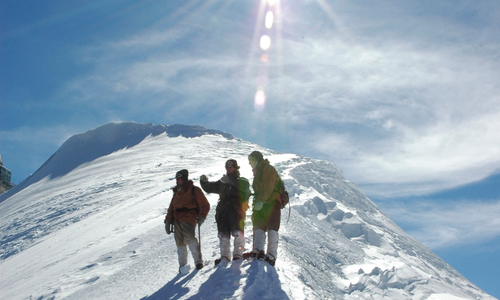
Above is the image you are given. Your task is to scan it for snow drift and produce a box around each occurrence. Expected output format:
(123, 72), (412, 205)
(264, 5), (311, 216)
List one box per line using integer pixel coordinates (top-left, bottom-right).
(0, 122), (496, 299)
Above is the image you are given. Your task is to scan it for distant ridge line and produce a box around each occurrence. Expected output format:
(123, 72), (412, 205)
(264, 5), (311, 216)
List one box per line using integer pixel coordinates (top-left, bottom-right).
(0, 122), (234, 202)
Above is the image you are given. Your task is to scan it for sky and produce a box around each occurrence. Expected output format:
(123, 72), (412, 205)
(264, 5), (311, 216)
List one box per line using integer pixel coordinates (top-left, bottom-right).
(1, 0), (499, 297)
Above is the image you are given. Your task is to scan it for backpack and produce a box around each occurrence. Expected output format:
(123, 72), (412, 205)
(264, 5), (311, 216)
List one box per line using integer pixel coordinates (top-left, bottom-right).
(239, 177), (251, 207)
(276, 177), (291, 223)
(276, 178), (289, 209)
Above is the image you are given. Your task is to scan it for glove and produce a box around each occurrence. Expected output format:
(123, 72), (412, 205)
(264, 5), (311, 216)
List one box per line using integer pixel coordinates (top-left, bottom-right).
(164, 220), (172, 235)
(242, 201), (249, 212)
(220, 174), (229, 184)
(253, 201), (263, 211)
(200, 175), (208, 182)
(198, 216), (205, 226)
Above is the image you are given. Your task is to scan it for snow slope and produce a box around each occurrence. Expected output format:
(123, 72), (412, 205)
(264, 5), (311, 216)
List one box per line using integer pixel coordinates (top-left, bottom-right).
(0, 122), (496, 300)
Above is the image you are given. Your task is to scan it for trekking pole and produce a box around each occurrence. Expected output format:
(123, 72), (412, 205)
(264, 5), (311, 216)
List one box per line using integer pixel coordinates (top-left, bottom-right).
(198, 222), (202, 261)
(287, 203), (291, 223)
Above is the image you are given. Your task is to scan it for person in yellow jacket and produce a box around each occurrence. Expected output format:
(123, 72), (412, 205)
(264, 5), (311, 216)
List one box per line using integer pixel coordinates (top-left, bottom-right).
(244, 151), (281, 266)
(165, 169), (210, 272)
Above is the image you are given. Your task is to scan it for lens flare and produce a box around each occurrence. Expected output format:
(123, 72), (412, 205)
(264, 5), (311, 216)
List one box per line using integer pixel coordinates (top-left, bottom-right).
(254, 87), (266, 107)
(260, 35), (271, 50)
(250, 0), (281, 112)
(265, 11), (274, 29)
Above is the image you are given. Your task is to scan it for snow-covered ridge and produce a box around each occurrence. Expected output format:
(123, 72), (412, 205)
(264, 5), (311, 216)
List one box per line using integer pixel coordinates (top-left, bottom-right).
(0, 122), (234, 202)
(0, 122), (495, 299)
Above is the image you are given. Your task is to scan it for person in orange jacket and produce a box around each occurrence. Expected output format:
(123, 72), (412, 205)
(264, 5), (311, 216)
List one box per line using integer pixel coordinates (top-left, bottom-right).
(165, 169), (210, 272)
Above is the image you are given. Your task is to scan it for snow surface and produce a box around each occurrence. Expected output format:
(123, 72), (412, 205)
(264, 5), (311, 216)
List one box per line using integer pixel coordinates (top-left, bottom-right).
(0, 122), (496, 300)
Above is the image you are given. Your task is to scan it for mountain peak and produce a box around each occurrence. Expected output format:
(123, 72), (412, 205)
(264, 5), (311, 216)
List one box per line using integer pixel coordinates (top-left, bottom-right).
(0, 122), (494, 299)
(2, 122), (234, 200)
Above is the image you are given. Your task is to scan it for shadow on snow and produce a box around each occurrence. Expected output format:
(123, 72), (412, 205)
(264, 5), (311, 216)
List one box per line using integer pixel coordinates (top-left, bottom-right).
(142, 260), (289, 300)
(140, 271), (198, 300)
(242, 261), (290, 300)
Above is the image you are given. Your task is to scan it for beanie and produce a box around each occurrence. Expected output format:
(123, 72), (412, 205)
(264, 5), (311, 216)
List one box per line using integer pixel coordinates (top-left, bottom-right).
(176, 169), (189, 182)
(225, 159), (240, 169)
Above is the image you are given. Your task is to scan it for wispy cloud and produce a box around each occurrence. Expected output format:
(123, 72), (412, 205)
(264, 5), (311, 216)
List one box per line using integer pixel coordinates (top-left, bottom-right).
(49, 0), (500, 198)
(266, 1), (500, 196)
(0, 125), (84, 182)
(276, 34), (500, 196)
(379, 199), (500, 250)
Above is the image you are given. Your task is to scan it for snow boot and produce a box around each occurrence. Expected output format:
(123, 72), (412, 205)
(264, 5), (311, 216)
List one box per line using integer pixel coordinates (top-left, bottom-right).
(242, 249), (264, 260)
(265, 254), (276, 266)
(242, 251), (257, 260)
(215, 256), (230, 266)
(257, 250), (266, 261)
(179, 264), (191, 274)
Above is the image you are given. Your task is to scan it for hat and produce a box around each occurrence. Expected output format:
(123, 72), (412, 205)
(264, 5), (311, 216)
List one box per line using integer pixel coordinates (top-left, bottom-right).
(248, 151), (264, 162)
(225, 159), (239, 169)
(176, 169), (189, 181)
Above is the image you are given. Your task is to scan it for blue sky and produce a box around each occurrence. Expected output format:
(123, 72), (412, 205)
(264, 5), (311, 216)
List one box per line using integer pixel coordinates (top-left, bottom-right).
(1, 0), (499, 297)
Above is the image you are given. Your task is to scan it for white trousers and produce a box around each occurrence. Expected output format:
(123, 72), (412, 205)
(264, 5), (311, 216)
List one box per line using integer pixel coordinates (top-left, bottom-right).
(177, 246), (188, 267)
(267, 230), (279, 260)
(177, 241), (202, 267)
(253, 229), (279, 259)
(219, 230), (245, 260)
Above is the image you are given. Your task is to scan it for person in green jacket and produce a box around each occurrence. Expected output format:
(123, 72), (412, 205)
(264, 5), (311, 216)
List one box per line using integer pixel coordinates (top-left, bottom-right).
(200, 159), (251, 264)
